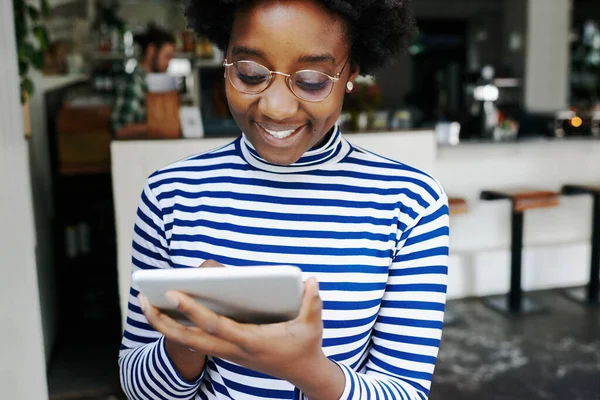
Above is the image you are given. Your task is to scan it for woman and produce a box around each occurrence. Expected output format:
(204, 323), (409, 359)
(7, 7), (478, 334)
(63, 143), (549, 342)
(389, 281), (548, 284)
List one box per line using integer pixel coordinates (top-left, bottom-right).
(119, 1), (450, 399)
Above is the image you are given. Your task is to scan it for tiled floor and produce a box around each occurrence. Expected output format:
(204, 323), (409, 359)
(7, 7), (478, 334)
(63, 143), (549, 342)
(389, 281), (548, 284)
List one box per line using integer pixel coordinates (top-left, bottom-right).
(431, 290), (600, 400)
(48, 334), (123, 400)
(48, 290), (600, 400)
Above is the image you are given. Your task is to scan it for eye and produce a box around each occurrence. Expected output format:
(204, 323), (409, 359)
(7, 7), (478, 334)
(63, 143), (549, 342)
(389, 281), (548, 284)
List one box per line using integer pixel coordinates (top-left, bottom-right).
(236, 72), (269, 85)
(294, 76), (330, 92)
(233, 61), (270, 86)
(295, 81), (328, 91)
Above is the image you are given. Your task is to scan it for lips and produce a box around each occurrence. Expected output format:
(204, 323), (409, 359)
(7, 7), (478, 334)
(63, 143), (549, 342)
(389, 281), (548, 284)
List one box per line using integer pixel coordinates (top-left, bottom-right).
(255, 122), (305, 141)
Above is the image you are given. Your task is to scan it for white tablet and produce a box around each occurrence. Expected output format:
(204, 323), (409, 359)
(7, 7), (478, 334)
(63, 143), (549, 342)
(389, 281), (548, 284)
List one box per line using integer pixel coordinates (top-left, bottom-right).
(132, 265), (304, 324)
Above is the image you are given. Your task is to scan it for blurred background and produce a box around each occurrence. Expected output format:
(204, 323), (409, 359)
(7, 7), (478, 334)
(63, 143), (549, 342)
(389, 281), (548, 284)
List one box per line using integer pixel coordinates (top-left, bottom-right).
(1, 0), (600, 399)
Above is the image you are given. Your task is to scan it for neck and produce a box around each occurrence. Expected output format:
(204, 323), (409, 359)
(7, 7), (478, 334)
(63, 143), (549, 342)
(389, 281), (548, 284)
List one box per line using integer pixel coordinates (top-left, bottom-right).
(239, 125), (349, 174)
(313, 127), (335, 150)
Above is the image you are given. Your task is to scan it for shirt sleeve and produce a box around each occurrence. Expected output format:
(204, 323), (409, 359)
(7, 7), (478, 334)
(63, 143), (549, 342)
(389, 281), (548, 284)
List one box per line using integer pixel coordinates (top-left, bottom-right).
(111, 78), (145, 133)
(334, 194), (450, 400)
(118, 181), (205, 399)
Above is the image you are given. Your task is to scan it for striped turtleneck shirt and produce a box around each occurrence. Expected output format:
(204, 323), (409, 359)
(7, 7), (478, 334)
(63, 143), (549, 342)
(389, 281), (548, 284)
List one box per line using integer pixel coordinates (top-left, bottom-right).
(119, 127), (450, 400)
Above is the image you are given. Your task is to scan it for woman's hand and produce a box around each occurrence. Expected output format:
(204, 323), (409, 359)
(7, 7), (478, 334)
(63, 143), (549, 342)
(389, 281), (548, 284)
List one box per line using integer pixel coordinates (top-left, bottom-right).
(138, 259), (222, 382)
(137, 262), (345, 399)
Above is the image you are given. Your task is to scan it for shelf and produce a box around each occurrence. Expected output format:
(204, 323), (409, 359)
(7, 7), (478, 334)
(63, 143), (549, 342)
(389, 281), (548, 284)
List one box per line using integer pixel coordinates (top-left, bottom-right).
(91, 52), (135, 61)
(60, 162), (111, 176)
(40, 75), (89, 92)
(48, 0), (80, 8)
(90, 52), (223, 68)
(195, 58), (223, 68)
(494, 78), (521, 88)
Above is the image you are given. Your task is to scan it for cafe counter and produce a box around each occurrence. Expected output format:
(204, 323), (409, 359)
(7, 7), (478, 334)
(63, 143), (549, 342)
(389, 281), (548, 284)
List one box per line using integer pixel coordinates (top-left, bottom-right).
(111, 131), (600, 323)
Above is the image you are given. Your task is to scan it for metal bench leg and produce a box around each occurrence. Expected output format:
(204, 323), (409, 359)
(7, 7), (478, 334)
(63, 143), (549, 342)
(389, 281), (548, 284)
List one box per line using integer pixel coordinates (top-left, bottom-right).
(509, 211), (524, 311)
(564, 193), (600, 305)
(590, 194), (600, 304)
(485, 210), (545, 315)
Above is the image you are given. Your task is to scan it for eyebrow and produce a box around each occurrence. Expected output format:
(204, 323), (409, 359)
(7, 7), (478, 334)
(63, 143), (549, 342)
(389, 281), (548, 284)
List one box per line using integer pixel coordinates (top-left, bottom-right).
(231, 46), (336, 64)
(231, 46), (265, 58)
(298, 53), (336, 64)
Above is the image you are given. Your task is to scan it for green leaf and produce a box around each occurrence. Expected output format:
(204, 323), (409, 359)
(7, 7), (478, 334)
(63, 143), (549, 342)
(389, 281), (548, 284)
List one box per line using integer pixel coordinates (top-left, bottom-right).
(21, 77), (35, 98)
(14, 10), (28, 41)
(21, 41), (37, 62)
(18, 60), (29, 76)
(13, 0), (25, 15)
(14, 23), (27, 46)
(27, 5), (40, 21)
(33, 26), (50, 51)
(30, 50), (45, 70)
(20, 40), (45, 70)
(41, 0), (51, 17)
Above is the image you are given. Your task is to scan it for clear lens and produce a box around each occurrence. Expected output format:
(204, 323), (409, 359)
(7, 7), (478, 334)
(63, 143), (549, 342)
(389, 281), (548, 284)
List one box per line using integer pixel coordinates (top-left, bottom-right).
(226, 61), (335, 101)
(291, 70), (334, 102)
(228, 61), (271, 94)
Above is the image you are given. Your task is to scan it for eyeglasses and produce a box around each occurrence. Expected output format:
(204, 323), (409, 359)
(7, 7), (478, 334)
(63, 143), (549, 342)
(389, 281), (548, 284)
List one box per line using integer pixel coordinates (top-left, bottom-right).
(223, 56), (350, 102)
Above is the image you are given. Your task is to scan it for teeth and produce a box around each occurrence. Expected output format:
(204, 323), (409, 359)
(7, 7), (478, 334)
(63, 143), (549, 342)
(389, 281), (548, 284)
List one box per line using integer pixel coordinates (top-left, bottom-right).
(264, 128), (296, 139)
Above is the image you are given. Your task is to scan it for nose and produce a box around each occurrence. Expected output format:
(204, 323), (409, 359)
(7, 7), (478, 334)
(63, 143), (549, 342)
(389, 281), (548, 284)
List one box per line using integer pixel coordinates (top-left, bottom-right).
(257, 75), (299, 122)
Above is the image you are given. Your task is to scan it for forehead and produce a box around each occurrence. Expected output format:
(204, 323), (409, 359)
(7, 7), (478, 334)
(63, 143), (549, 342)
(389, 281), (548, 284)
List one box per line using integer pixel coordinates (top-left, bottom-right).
(230, 0), (350, 63)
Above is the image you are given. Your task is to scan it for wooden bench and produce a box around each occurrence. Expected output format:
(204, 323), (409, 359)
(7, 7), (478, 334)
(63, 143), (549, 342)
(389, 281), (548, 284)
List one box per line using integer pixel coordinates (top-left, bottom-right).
(448, 197), (468, 216)
(480, 188), (561, 315)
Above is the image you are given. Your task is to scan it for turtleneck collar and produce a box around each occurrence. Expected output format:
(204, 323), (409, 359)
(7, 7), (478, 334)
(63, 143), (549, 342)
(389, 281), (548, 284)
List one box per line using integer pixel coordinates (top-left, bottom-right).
(238, 125), (351, 173)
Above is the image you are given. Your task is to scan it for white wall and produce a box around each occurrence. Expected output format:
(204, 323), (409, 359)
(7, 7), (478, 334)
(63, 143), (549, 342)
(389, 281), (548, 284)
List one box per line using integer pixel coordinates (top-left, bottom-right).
(0, 0), (49, 398)
(524, 0), (571, 113)
(111, 131), (436, 324)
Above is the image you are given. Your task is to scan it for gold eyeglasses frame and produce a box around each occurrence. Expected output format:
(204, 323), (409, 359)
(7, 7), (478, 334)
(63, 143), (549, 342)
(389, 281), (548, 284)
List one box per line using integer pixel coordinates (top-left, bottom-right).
(223, 55), (351, 103)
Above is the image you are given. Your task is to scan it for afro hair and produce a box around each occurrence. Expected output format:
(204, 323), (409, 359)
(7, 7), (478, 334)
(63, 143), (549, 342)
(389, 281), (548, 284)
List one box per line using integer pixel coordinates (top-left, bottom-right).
(185, 0), (415, 75)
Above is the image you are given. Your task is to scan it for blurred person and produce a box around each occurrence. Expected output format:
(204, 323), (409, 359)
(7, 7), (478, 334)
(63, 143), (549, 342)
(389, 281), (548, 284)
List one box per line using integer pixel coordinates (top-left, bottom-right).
(119, 1), (450, 399)
(111, 24), (176, 138)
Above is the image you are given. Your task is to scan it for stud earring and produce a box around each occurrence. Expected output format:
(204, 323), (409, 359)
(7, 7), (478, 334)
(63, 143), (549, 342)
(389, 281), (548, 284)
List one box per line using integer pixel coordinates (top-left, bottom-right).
(346, 81), (354, 92)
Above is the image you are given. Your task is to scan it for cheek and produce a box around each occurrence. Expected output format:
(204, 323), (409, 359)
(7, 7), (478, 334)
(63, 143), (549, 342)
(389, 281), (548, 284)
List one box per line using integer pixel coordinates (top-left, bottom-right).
(307, 91), (345, 123)
(225, 85), (242, 114)
(295, 85), (347, 124)
(225, 85), (253, 123)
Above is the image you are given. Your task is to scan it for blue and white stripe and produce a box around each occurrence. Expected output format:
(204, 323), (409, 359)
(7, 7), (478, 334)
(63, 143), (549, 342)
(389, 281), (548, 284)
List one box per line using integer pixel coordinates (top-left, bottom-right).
(119, 127), (450, 399)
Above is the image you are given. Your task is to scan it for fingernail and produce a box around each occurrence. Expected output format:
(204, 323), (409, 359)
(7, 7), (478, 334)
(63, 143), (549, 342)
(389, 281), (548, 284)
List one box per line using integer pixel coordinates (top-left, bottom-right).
(165, 291), (180, 307)
(137, 294), (147, 312)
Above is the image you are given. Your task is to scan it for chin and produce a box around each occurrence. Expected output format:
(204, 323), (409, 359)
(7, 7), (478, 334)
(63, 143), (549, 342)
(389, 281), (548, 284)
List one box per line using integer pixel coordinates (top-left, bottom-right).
(257, 146), (303, 166)
(244, 121), (314, 166)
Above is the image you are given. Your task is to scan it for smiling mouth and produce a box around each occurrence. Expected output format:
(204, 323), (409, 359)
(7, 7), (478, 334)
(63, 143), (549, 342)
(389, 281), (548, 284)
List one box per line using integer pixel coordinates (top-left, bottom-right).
(255, 123), (305, 140)
(264, 128), (296, 139)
